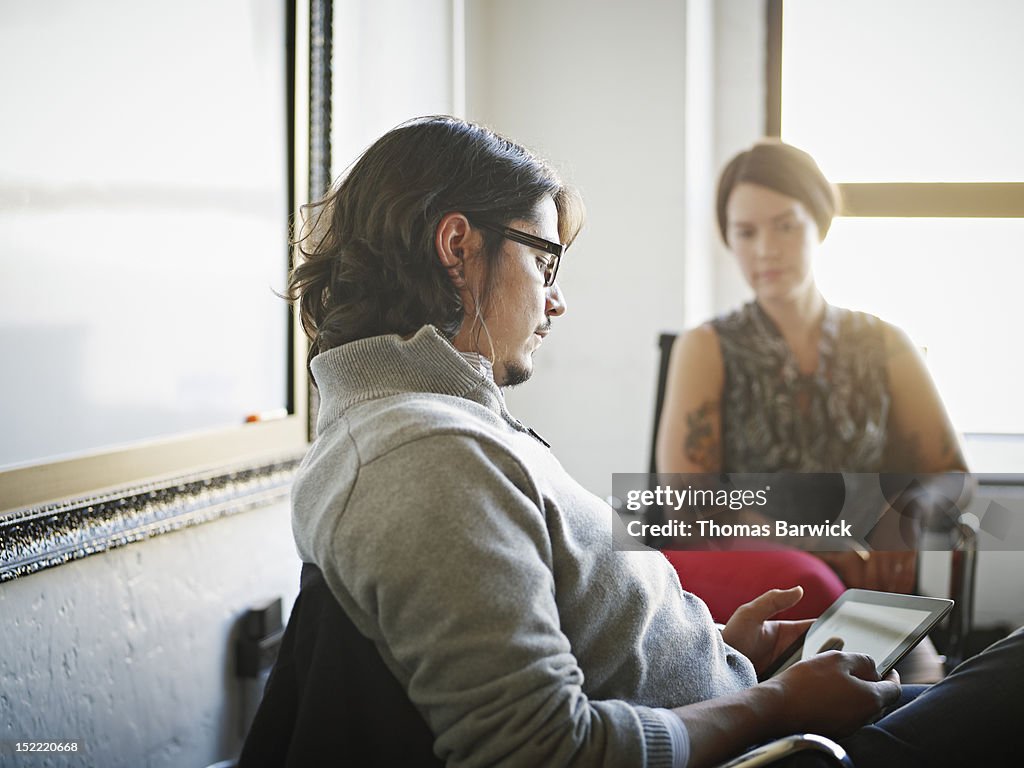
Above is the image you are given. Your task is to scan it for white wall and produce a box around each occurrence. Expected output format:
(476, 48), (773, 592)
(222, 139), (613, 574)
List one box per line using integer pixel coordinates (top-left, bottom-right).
(0, 501), (301, 768)
(466, 0), (695, 496)
(711, 0), (764, 311)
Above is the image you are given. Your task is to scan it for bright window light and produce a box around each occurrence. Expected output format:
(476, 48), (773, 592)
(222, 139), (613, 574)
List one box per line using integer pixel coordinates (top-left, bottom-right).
(782, 0), (1024, 183)
(815, 217), (1024, 436)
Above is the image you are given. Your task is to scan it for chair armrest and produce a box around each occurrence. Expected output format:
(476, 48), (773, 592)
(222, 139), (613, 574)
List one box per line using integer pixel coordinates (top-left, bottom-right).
(713, 734), (853, 768)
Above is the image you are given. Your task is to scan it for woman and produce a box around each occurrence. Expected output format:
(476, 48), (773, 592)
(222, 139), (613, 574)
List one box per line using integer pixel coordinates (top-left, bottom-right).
(656, 139), (968, 624)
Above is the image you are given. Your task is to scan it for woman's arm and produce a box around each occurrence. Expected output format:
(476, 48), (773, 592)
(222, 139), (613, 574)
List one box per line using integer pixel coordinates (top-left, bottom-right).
(656, 326), (726, 473)
(882, 322), (968, 473)
(824, 322), (972, 593)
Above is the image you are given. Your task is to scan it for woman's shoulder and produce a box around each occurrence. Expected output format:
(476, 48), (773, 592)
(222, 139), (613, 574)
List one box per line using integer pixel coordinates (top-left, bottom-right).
(665, 324), (725, 392)
(831, 305), (911, 353)
(672, 323), (722, 363)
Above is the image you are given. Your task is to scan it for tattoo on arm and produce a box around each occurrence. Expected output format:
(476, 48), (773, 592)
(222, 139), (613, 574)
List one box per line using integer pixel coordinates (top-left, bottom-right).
(684, 401), (720, 471)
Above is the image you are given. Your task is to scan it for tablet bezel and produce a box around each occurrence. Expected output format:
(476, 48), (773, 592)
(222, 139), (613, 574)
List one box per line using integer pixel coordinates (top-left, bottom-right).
(766, 589), (953, 679)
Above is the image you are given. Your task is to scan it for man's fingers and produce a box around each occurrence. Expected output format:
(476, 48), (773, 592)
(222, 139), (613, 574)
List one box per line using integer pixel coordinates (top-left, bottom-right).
(739, 586), (805, 619)
(772, 619), (815, 654)
(876, 677), (902, 707)
(789, 618), (816, 633)
(841, 651), (881, 680)
(837, 652), (905, 712)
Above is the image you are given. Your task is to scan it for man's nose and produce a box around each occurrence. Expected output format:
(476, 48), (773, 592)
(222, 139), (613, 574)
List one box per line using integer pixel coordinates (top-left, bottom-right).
(546, 281), (567, 316)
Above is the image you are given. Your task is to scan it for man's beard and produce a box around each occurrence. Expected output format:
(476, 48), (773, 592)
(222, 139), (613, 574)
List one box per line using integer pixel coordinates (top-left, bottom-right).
(500, 360), (532, 388)
(499, 321), (548, 388)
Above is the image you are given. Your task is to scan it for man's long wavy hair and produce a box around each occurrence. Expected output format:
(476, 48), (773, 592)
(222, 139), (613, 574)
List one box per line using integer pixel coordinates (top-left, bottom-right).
(288, 116), (584, 368)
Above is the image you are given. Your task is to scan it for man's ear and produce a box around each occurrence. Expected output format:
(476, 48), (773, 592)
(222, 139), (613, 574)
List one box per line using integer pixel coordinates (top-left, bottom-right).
(435, 212), (473, 288)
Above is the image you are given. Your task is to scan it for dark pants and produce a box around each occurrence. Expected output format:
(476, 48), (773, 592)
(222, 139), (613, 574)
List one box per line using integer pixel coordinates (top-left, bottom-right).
(783, 627), (1024, 766)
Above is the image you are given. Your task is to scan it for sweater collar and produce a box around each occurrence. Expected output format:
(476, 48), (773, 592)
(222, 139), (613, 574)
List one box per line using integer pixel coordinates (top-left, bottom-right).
(310, 325), (508, 434)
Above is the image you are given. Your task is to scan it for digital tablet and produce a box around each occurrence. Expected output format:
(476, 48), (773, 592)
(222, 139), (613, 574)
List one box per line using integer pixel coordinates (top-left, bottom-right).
(762, 589), (954, 680)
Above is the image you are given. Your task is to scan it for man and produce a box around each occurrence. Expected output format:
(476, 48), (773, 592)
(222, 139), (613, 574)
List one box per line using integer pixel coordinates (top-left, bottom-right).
(248, 116), (1020, 767)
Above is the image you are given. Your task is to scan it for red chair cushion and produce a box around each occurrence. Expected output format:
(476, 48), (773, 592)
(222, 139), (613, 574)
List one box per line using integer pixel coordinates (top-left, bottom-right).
(662, 548), (845, 623)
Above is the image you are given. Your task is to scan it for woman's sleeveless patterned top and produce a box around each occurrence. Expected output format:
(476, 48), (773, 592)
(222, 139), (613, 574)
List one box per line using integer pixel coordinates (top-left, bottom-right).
(712, 302), (890, 472)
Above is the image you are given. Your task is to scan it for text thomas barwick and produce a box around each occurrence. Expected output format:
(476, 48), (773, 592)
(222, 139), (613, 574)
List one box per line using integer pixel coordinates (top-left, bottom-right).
(625, 519), (853, 539)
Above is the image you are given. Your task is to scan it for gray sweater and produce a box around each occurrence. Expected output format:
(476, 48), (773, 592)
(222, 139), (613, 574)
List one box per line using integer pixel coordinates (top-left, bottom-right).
(292, 326), (756, 767)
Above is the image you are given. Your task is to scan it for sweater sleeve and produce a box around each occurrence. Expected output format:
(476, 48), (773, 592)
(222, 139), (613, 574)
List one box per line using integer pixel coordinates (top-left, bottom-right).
(316, 432), (675, 768)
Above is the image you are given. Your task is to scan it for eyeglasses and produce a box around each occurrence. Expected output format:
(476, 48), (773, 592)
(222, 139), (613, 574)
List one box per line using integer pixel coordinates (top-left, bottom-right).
(472, 220), (564, 287)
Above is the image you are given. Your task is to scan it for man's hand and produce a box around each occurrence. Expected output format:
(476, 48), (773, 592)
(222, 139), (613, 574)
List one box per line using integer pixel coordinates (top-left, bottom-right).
(721, 587), (814, 676)
(764, 651), (902, 738)
(673, 649), (902, 767)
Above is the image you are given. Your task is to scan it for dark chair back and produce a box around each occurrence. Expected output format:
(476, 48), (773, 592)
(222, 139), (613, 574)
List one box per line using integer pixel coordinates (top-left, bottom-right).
(649, 333), (679, 474)
(238, 563), (442, 767)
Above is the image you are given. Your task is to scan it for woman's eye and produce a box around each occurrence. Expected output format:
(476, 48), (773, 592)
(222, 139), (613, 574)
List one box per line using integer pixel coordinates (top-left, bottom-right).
(536, 257), (549, 272)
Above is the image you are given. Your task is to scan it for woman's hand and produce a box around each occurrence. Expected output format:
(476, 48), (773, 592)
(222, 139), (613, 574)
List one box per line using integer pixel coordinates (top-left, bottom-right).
(721, 587), (815, 676)
(818, 550), (917, 593)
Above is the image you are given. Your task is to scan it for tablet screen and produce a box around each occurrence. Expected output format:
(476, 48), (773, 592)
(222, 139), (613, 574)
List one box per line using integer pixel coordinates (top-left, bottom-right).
(802, 601), (934, 666)
(766, 589), (953, 679)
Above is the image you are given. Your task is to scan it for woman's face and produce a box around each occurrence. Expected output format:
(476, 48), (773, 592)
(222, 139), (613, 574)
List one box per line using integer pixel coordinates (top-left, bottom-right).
(725, 182), (820, 304)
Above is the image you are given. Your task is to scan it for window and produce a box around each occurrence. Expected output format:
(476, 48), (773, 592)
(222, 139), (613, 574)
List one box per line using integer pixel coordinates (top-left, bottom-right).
(769, 0), (1024, 470)
(0, 0), (315, 518)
